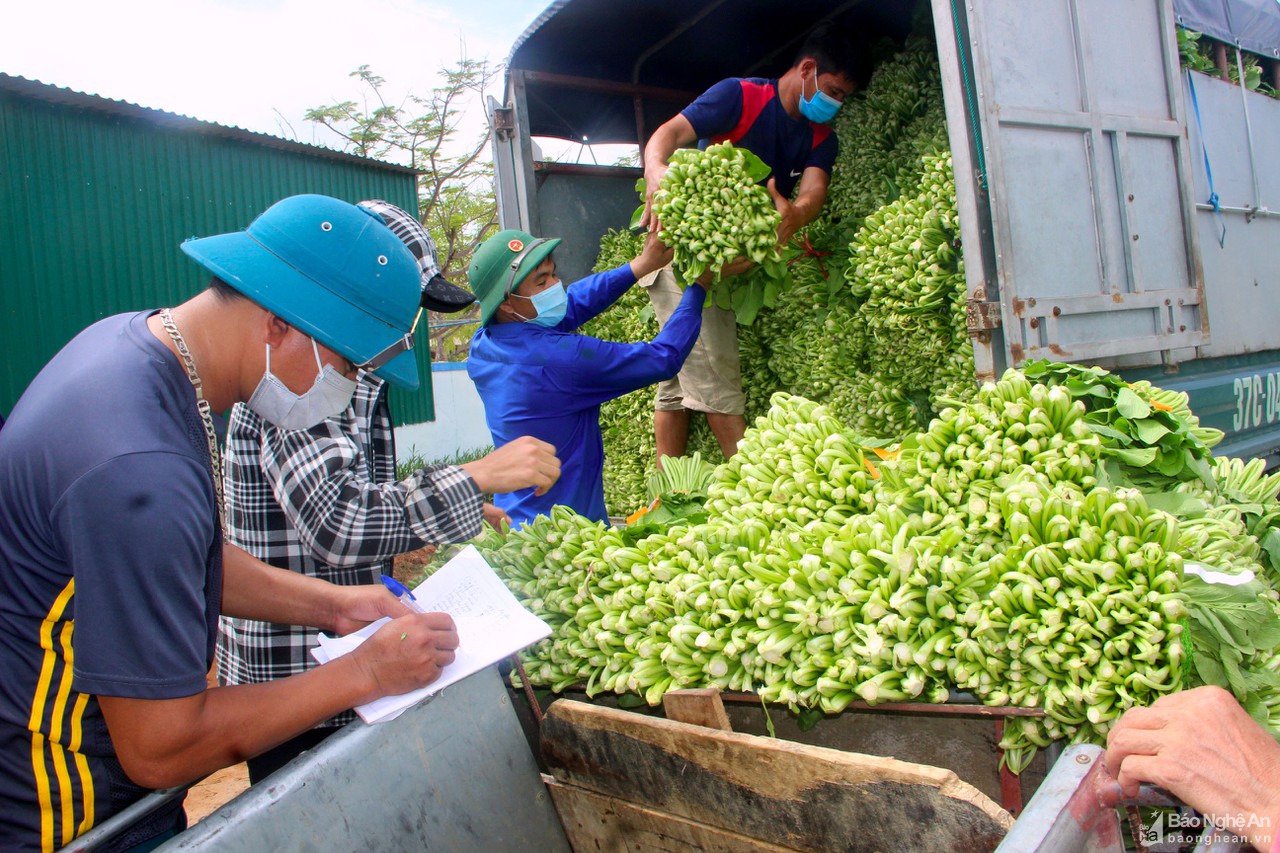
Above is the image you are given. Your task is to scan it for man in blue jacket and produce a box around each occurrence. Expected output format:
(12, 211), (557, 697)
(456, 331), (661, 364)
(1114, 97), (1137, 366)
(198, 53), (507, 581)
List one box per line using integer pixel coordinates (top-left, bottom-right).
(468, 230), (704, 526)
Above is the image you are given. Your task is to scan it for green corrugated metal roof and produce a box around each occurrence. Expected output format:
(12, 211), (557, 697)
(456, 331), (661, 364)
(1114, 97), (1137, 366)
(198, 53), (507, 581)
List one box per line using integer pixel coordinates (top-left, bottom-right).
(0, 73), (422, 176)
(0, 73), (436, 426)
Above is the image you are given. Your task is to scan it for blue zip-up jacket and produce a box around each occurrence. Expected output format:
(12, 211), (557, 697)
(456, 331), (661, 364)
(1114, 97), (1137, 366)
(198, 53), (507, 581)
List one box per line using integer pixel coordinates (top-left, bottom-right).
(468, 264), (705, 525)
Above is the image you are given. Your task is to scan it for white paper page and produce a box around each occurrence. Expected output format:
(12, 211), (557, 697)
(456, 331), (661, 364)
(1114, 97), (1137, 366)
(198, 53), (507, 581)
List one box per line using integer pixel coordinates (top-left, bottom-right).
(312, 618), (388, 665)
(311, 545), (550, 723)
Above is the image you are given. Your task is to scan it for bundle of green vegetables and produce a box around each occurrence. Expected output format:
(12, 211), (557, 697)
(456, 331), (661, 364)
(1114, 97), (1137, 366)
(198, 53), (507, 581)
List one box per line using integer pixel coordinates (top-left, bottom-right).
(464, 368), (1280, 777)
(1017, 360), (1222, 490)
(821, 33), (952, 235)
(621, 453), (717, 540)
(707, 391), (881, 529)
(650, 141), (784, 292)
(850, 151), (969, 394)
(750, 223), (866, 420)
(1200, 456), (1280, 573)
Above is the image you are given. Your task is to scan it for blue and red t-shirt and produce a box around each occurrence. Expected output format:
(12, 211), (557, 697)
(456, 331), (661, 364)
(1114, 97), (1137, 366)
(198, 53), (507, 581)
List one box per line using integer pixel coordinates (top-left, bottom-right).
(680, 77), (838, 198)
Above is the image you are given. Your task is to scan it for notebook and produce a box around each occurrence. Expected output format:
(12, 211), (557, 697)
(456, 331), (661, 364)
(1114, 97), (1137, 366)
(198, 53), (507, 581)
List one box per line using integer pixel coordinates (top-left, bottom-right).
(312, 544), (551, 723)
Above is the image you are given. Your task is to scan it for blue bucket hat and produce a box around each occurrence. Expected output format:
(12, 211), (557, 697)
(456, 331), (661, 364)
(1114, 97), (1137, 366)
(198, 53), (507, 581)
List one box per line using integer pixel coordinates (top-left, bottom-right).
(181, 194), (422, 390)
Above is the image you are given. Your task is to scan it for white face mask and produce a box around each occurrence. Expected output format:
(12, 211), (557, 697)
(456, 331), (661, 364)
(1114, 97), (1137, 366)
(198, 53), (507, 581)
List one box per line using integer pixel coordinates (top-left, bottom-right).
(247, 337), (358, 430)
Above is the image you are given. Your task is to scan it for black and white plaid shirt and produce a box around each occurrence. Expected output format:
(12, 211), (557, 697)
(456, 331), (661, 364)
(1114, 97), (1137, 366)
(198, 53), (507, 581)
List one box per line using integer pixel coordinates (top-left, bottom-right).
(216, 374), (482, 726)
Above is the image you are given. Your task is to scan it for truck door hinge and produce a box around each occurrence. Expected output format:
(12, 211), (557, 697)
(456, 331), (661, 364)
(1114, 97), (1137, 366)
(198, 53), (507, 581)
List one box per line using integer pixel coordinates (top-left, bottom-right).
(966, 298), (1002, 333)
(491, 107), (515, 141)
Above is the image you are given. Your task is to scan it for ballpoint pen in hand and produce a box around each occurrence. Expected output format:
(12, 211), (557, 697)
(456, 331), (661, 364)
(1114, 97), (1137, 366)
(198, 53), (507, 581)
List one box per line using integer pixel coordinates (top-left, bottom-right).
(380, 574), (426, 614)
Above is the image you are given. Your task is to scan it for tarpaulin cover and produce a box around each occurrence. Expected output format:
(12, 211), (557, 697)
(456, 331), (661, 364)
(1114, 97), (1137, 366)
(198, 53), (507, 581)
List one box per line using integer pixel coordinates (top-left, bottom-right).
(505, 0), (1280, 144)
(1173, 0), (1280, 58)
(504, 0), (912, 143)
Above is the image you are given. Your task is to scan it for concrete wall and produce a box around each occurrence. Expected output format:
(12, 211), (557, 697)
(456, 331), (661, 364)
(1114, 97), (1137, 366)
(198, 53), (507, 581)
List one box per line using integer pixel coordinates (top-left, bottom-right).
(395, 362), (491, 465)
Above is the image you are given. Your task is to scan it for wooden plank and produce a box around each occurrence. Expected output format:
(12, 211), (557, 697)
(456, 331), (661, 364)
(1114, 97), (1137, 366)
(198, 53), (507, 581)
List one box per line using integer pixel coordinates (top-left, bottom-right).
(663, 688), (732, 731)
(546, 780), (798, 853)
(542, 700), (1013, 853)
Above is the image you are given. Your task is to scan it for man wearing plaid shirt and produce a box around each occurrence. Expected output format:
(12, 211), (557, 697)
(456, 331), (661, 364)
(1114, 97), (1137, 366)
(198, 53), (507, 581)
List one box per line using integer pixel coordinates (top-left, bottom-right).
(219, 201), (548, 782)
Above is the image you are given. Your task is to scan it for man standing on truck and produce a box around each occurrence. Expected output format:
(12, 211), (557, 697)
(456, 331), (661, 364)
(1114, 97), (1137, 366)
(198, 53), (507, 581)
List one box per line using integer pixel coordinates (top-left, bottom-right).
(0, 194), (559, 852)
(468, 228), (704, 527)
(640, 21), (861, 461)
(216, 199), (550, 785)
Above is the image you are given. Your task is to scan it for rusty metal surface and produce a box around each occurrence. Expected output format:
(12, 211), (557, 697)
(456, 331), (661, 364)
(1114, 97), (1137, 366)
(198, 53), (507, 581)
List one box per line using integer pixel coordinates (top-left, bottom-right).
(997, 745), (1249, 853)
(994, 745), (1125, 853)
(967, 298), (1004, 333)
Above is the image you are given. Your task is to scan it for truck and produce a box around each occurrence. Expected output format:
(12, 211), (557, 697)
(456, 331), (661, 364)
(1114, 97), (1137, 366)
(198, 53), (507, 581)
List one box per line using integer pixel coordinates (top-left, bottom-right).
(487, 0), (1280, 464)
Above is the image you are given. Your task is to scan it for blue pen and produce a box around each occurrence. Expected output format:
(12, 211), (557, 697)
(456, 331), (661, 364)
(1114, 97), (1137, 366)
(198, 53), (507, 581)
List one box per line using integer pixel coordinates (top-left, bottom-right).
(380, 574), (426, 614)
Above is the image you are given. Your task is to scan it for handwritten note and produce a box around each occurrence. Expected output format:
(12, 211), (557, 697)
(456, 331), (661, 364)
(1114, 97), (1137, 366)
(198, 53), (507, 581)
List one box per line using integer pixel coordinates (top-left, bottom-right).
(312, 545), (551, 723)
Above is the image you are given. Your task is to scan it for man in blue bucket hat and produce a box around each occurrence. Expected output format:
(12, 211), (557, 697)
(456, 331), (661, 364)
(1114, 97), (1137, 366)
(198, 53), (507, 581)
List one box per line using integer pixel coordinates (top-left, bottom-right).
(0, 194), (559, 852)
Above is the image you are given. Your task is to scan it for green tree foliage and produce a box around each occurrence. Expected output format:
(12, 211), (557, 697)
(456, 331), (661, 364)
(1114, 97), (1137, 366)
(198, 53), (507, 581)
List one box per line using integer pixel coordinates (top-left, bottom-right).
(305, 57), (500, 360)
(1178, 28), (1278, 98)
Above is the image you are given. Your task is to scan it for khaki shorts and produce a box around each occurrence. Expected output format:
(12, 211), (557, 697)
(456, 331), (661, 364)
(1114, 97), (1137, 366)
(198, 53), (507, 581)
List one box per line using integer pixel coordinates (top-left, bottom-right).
(640, 265), (744, 415)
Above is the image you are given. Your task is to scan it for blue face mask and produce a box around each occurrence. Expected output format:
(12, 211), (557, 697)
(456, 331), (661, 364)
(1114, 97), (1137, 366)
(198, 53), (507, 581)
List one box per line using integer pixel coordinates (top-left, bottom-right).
(798, 71), (841, 124)
(513, 282), (568, 328)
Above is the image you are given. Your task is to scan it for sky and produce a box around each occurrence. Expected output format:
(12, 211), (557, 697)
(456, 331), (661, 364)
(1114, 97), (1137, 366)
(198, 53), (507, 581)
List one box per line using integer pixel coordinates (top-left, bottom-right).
(0, 0), (565, 160)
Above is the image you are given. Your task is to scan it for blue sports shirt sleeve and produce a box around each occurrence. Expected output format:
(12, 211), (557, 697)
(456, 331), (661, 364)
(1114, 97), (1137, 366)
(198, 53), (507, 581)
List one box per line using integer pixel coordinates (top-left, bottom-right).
(680, 78), (746, 140)
(805, 131), (839, 175)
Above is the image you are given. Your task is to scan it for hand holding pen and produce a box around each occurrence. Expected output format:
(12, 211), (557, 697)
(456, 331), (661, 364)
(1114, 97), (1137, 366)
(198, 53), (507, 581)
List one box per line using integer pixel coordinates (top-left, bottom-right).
(381, 574), (426, 614)
(319, 571), (457, 698)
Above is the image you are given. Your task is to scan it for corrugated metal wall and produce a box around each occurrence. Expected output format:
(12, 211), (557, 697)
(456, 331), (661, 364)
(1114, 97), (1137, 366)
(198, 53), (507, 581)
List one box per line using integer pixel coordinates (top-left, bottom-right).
(0, 86), (436, 426)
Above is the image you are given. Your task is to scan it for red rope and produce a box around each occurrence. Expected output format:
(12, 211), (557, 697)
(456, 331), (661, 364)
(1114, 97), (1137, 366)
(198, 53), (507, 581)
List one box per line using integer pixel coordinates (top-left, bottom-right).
(787, 233), (833, 279)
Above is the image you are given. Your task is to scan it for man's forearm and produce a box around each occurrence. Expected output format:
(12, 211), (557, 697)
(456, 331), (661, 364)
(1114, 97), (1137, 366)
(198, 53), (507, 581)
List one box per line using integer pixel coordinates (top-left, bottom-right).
(265, 427), (434, 569)
(780, 187), (828, 245)
(219, 541), (340, 630)
(400, 466), (485, 545)
(644, 126), (680, 171)
(644, 115), (697, 174)
(630, 251), (668, 281)
(100, 654), (377, 789)
(296, 466), (484, 566)
(791, 189), (826, 229)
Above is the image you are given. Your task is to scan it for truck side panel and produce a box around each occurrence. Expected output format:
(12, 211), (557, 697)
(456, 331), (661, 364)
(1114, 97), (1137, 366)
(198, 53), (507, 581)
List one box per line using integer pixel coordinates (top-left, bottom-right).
(947, 0), (1208, 369)
(533, 168), (644, 284)
(1184, 72), (1280, 360)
